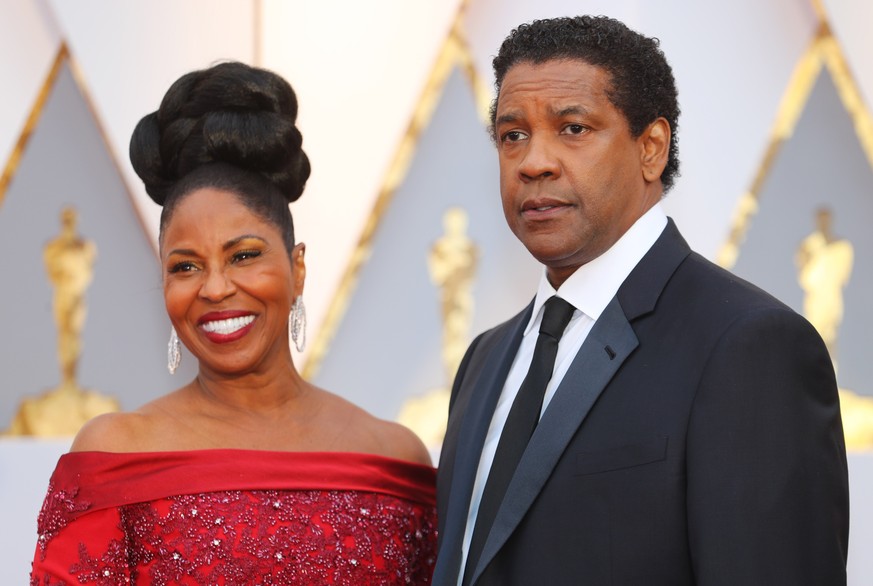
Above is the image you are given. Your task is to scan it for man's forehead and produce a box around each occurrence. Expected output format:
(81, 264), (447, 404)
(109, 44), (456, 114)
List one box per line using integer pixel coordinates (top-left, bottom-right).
(496, 60), (612, 109)
(500, 58), (611, 90)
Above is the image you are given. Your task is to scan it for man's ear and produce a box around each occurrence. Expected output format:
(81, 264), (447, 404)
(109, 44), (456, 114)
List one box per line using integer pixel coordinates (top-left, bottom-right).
(640, 117), (670, 183)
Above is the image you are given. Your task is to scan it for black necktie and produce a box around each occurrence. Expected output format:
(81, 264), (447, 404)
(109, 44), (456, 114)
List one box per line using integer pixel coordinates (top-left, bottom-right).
(463, 296), (576, 585)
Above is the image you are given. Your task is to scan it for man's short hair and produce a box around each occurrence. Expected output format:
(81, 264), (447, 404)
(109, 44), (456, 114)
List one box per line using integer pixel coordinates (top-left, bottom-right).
(491, 15), (681, 192)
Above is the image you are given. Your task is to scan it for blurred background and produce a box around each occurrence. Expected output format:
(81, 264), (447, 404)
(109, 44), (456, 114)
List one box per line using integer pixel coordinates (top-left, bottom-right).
(0, 0), (870, 582)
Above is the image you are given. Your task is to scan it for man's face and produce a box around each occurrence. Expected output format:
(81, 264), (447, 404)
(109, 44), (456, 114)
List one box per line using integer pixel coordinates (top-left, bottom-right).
(494, 58), (667, 287)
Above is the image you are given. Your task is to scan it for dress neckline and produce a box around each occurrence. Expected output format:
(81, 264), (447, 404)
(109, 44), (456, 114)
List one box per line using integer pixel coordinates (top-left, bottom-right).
(47, 449), (437, 515)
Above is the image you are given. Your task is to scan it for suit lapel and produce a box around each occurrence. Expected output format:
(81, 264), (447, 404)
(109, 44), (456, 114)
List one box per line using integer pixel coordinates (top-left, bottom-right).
(469, 296), (638, 583)
(433, 304), (532, 586)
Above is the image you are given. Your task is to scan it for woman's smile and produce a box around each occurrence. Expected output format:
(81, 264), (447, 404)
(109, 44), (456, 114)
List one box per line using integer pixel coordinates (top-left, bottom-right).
(199, 311), (257, 343)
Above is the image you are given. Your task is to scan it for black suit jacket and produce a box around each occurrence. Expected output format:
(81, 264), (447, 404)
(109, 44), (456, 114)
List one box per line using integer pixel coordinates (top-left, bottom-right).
(434, 221), (849, 585)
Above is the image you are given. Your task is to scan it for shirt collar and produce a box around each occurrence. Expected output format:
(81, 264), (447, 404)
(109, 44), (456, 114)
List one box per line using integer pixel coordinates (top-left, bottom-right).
(524, 204), (668, 335)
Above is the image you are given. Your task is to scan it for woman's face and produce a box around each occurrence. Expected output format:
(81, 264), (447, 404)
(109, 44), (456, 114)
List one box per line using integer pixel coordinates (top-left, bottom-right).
(161, 187), (304, 376)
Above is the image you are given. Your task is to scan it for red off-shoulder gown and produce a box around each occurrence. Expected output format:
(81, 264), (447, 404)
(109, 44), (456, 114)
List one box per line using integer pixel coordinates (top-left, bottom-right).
(30, 450), (437, 585)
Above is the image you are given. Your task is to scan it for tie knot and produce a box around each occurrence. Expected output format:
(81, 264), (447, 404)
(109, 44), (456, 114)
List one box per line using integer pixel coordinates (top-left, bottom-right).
(539, 296), (575, 341)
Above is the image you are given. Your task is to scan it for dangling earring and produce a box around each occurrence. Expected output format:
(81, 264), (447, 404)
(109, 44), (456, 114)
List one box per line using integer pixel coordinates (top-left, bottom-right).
(290, 295), (306, 353)
(168, 327), (181, 374)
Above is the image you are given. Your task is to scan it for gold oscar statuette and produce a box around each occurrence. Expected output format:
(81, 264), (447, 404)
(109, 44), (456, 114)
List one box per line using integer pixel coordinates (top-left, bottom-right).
(795, 207), (872, 450)
(5, 207), (118, 437)
(398, 208), (479, 450)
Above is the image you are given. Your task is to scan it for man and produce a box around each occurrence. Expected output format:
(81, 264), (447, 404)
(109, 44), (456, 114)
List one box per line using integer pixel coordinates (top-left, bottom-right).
(434, 15), (848, 586)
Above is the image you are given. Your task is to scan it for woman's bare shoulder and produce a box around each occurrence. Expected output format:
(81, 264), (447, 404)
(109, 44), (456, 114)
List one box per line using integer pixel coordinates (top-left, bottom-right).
(69, 392), (183, 453)
(69, 411), (150, 452)
(371, 417), (433, 467)
(320, 391), (433, 467)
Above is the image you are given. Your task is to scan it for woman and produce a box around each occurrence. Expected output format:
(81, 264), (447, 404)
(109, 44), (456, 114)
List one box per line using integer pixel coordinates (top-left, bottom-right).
(31, 62), (436, 585)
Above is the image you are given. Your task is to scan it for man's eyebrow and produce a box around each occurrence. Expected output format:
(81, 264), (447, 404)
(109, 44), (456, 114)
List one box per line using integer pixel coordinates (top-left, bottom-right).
(496, 105), (590, 126)
(552, 105), (589, 117)
(494, 112), (521, 126)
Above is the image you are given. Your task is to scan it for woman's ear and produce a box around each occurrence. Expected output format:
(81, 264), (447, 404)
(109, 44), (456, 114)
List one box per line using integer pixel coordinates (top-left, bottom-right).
(292, 243), (306, 298)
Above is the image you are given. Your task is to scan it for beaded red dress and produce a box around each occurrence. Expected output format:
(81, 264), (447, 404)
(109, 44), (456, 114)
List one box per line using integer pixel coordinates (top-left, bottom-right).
(30, 450), (437, 585)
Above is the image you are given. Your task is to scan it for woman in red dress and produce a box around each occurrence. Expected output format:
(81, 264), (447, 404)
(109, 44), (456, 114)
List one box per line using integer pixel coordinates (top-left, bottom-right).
(31, 62), (436, 585)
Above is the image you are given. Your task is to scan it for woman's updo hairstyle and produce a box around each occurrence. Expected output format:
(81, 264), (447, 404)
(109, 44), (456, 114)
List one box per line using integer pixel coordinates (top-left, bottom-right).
(129, 62), (310, 254)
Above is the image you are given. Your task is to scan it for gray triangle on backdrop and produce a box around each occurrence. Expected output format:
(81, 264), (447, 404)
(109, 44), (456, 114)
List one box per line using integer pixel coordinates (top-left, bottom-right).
(0, 60), (197, 430)
(731, 68), (873, 397)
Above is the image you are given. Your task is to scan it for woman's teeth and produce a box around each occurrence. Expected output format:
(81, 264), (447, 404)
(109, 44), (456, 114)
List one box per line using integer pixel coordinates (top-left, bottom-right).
(200, 315), (255, 335)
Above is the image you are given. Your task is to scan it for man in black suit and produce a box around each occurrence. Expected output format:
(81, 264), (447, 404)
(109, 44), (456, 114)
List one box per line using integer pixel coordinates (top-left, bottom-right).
(434, 15), (849, 585)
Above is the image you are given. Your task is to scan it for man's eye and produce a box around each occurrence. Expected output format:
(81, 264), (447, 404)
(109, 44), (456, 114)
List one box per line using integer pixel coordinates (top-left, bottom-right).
(502, 130), (528, 143)
(562, 124), (586, 135)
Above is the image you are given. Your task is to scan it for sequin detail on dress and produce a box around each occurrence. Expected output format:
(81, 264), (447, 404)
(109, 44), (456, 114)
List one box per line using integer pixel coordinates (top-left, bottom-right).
(36, 488), (436, 585)
(36, 481), (92, 560)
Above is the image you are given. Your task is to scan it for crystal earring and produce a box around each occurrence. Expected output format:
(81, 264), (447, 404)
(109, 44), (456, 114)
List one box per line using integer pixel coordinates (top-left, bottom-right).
(290, 295), (306, 353)
(168, 327), (181, 374)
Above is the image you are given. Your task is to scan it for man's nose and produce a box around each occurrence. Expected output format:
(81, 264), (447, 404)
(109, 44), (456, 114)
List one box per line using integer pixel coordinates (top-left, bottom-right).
(518, 136), (561, 181)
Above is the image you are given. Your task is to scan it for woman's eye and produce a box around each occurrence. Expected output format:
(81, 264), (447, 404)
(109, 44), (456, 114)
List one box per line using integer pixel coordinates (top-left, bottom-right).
(168, 261), (197, 274)
(233, 250), (261, 263)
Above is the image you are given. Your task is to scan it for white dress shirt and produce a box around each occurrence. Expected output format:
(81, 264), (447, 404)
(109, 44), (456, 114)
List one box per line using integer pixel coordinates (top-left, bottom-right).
(458, 204), (668, 580)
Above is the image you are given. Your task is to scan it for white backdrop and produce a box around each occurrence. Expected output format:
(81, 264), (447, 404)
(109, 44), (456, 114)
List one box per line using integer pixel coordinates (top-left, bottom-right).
(1, 0), (871, 583)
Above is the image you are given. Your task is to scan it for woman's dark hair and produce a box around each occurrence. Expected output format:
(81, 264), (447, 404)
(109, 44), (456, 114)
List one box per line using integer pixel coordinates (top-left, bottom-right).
(490, 15), (681, 192)
(129, 62), (310, 253)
